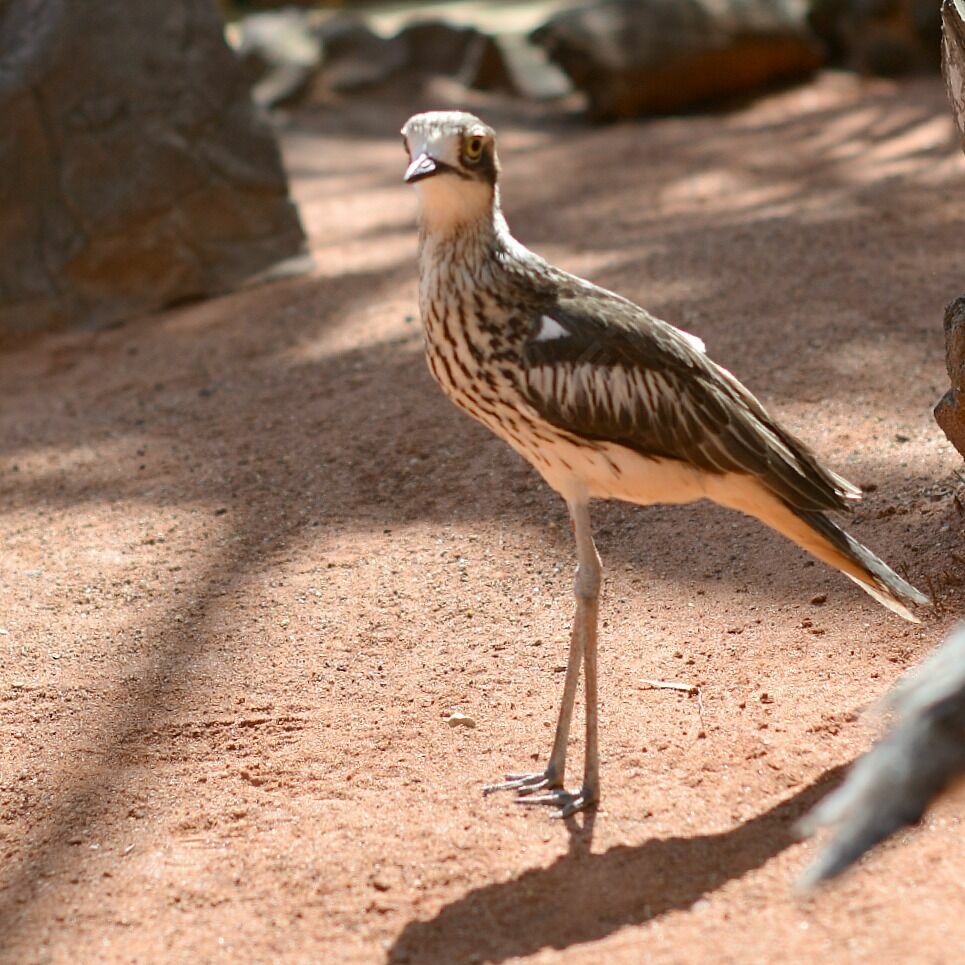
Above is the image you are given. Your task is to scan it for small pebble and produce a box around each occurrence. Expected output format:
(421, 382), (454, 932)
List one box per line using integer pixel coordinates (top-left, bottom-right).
(447, 712), (476, 729)
(810, 593), (827, 605)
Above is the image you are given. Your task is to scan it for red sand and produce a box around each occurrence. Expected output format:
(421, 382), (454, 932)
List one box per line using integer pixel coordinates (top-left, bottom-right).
(0, 73), (962, 963)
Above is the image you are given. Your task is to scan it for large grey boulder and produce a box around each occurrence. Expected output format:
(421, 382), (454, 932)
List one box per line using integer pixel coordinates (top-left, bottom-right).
(0, 0), (308, 337)
(797, 625), (965, 888)
(530, 0), (824, 119)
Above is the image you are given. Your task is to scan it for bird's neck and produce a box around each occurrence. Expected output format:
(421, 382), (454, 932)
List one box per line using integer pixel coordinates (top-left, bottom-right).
(417, 187), (513, 277)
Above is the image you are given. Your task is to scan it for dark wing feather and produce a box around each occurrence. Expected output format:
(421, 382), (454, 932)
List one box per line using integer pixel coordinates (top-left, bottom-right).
(520, 287), (860, 513)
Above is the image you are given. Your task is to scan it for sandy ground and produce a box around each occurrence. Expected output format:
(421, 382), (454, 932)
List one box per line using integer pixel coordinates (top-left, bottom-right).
(1, 72), (964, 963)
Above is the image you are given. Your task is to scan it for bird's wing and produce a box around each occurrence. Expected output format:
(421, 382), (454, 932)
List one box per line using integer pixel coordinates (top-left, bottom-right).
(519, 286), (860, 513)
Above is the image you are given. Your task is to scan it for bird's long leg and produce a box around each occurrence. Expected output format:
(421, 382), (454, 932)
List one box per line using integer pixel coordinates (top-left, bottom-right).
(579, 499), (601, 809)
(484, 499), (602, 817)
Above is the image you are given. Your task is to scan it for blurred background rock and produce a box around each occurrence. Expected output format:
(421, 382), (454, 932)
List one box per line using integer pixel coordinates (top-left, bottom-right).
(1, 0), (949, 338)
(220, 1), (946, 116)
(0, 0), (309, 340)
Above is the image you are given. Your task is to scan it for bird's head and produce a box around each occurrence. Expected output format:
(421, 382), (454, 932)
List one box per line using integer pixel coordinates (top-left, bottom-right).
(401, 111), (499, 234)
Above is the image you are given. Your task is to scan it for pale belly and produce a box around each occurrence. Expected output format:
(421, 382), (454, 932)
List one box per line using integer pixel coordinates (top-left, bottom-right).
(492, 414), (788, 531)
(516, 431), (712, 508)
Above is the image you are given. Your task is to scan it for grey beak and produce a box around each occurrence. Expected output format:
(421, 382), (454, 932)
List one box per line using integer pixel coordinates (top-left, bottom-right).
(404, 152), (437, 183)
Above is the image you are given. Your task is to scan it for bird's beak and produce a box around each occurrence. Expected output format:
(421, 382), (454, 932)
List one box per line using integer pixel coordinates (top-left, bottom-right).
(404, 152), (438, 183)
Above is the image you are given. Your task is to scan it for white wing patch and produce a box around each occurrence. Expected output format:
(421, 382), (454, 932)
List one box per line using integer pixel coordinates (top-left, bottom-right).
(535, 315), (569, 342)
(679, 329), (705, 353)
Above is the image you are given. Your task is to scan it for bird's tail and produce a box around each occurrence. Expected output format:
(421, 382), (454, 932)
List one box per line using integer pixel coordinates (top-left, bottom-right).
(786, 508), (928, 622)
(708, 476), (929, 621)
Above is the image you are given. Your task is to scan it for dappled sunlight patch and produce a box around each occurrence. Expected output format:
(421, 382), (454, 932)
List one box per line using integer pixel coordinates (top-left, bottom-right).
(0, 439), (159, 506)
(826, 114), (953, 164)
(273, 296), (422, 366)
(658, 168), (797, 217)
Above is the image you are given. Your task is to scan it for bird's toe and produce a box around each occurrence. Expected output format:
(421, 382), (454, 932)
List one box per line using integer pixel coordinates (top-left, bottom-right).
(515, 786), (597, 818)
(482, 771), (557, 797)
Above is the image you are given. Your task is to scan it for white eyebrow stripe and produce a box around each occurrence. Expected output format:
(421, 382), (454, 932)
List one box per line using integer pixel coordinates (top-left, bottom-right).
(535, 315), (569, 342)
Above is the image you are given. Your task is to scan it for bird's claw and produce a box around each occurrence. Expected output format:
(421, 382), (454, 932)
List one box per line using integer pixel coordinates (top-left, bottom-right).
(515, 787), (597, 818)
(484, 770), (597, 817)
(482, 771), (558, 797)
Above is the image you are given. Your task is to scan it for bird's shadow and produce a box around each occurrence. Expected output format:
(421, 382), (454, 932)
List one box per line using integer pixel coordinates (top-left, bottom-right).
(387, 764), (847, 963)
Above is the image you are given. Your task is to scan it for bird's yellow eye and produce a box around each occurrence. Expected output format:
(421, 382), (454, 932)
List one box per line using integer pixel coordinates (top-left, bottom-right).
(464, 135), (485, 162)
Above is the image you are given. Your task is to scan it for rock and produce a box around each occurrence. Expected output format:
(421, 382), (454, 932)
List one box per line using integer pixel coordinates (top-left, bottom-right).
(0, 0), (308, 338)
(313, 16), (517, 96)
(446, 712), (476, 729)
(811, 0), (942, 74)
(797, 624), (965, 888)
(458, 33), (518, 94)
(397, 20), (481, 76)
(530, 0), (824, 119)
(495, 34), (573, 100)
(807, 0), (850, 60)
(934, 296), (965, 459)
(232, 8), (322, 108)
(943, 0), (965, 150)
(316, 15), (408, 92)
(395, 20), (516, 93)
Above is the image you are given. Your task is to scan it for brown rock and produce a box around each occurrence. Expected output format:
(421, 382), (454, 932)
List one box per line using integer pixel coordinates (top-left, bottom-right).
(934, 296), (965, 459)
(943, 0), (965, 149)
(458, 33), (517, 94)
(813, 0), (942, 75)
(530, 0), (824, 119)
(313, 16), (517, 97)
(316, 15), (408, 92)
(397, 20), (480, 76)
(0, 0), (308, 337)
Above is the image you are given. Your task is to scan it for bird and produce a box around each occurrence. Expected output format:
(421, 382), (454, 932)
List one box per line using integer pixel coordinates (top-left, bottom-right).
(796, 624), (965, 888)
(400, 109), (928, 817)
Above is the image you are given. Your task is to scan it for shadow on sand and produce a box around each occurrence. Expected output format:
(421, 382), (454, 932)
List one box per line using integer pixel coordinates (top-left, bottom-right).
(388, 764), (847, 963)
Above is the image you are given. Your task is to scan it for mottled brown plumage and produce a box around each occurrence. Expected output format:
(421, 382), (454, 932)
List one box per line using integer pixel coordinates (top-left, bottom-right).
(402, 110), (927, 816)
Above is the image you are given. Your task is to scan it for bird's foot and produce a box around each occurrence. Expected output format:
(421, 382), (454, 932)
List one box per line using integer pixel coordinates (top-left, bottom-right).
(516, 785), (598, 819)
(483, 770), (598, 818)
(482, 770), (560, 798)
